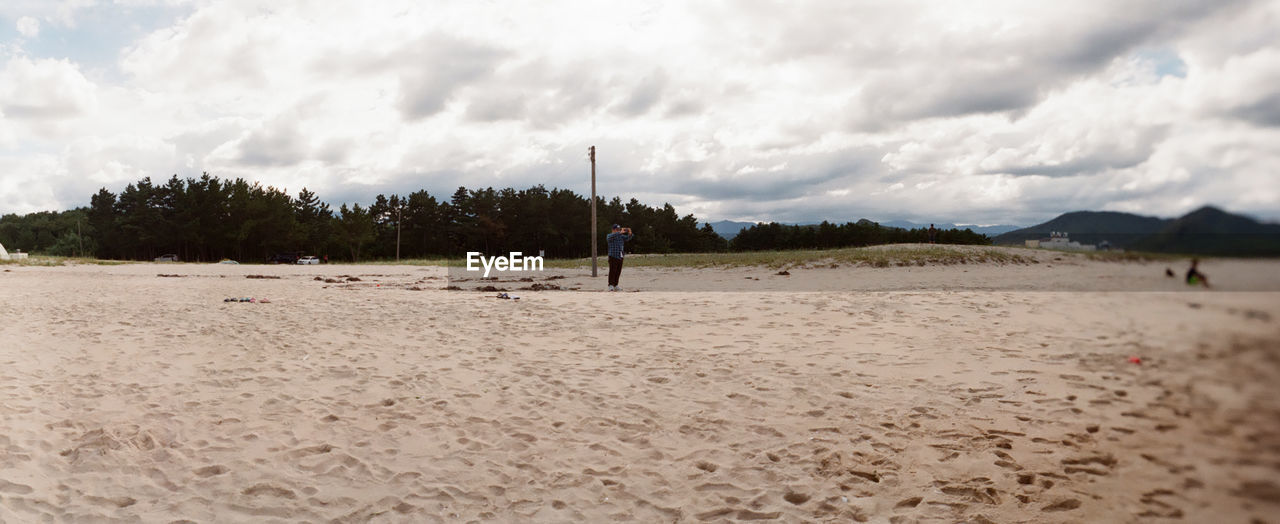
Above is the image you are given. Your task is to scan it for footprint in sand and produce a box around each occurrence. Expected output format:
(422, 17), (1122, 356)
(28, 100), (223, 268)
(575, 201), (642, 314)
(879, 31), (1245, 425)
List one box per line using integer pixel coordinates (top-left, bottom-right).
(1061, 454), (1116, 476)
(895, 496), (922, 509)
(783, 491), (811, 505)
(0, 479), (33, 494)
(193, 465), (229, 477)
(1042, 498), (1082, 512)
(86, 495), (137, 508)
(242, 483), (297, 499)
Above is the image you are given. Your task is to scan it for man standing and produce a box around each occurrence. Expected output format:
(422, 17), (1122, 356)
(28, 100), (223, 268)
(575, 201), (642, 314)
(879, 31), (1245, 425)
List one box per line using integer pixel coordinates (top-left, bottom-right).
(606, 224), (634, 291)
(928, 224), (938, 244)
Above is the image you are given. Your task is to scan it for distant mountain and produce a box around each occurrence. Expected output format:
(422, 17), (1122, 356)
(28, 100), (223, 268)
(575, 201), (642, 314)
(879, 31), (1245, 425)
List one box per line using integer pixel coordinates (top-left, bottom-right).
(706, 220), (760, 240)
(711, 219), (1021, 240)
(881, 220), (943, 229)
(967, 225), (1024, 236)
(993, 211), (1170, 247)
(882, 220), (1023, 237)
(1131, 206), (1280, 256)
(994, 207), (1280, 256)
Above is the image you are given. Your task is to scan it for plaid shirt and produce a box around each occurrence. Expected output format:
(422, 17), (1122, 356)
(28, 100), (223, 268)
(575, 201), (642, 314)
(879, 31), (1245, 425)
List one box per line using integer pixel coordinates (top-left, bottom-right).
(606, 232), (633, 258)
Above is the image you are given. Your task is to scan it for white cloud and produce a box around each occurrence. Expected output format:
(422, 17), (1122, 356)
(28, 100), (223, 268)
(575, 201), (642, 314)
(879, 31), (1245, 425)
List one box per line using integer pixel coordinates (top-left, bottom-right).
(0, 56), (98, 123)
(0, 0), (99, 29)
(15, 16), (39, 38)
(0, 0), (1276, 226)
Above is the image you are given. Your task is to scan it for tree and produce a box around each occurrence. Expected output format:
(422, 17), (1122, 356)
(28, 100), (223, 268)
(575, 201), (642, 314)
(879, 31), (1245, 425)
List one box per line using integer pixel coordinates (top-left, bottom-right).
(294, 187), (333, 256)
(337, 204), (375, 261)
(87, 188), (117, 258)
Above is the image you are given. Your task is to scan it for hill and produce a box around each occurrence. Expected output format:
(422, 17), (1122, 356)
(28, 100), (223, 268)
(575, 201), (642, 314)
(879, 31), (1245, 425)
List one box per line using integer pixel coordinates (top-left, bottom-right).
(995, 207), (1280, 256)
(993, 211), (1170, 248)
(1130, 206), (1280, 256)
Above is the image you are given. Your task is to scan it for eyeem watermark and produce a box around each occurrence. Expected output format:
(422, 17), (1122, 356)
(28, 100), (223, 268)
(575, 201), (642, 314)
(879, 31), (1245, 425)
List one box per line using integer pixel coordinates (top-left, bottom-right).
(465, 251), (544, 277)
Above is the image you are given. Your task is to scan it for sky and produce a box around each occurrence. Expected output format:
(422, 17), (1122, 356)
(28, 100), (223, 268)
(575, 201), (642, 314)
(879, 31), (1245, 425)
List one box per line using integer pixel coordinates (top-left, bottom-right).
(0, 0), (1277, 226)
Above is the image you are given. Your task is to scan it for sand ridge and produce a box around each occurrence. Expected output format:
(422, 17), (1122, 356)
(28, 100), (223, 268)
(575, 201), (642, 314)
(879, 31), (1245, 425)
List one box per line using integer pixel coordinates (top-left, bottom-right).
(0, 262), (1277, 522)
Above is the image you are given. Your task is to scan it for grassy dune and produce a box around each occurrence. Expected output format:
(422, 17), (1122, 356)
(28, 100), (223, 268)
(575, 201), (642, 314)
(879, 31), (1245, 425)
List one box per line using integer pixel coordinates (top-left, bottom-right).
(354, 257), (453, 267)
(0, 256), (128, 266)
(542, 244), (1036, 270)
(1082, 250), (1184, 263)
(336, 245), (1034, 269)
(3, 244), (1192, 268)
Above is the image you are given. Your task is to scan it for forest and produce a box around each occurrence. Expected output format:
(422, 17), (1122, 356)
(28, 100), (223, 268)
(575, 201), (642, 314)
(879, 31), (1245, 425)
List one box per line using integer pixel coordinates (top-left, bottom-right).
(730, 220), (991, 251)
(0, 173), (989, 262)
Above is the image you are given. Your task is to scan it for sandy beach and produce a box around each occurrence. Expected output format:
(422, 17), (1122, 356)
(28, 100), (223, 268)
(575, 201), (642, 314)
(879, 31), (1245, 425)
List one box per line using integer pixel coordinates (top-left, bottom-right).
(1, 254), (1278, 522)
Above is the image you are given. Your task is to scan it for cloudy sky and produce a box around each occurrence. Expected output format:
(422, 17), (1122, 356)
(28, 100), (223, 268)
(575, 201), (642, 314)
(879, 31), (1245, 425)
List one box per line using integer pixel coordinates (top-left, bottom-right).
(1, 0), (1277, 226)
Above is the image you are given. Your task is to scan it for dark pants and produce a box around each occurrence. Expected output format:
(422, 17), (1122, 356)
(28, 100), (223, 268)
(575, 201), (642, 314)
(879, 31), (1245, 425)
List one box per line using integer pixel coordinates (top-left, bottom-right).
(608, 256), (624, 287)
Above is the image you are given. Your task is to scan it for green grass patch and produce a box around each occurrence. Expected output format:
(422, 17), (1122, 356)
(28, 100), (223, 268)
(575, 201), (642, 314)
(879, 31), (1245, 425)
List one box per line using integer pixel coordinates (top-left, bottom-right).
(302, 247), (1192, 267)
(1082, 250), (1184, 263)
(0, 256), (129, 266)
(343, 258), (454, 266)
(1003, 246), (1186, 263)
(540, 245), (1034, 270)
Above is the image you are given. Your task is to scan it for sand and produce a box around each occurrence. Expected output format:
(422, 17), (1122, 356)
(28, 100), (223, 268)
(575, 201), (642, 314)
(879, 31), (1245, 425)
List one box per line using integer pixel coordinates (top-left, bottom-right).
(0, 254), (1277, 522)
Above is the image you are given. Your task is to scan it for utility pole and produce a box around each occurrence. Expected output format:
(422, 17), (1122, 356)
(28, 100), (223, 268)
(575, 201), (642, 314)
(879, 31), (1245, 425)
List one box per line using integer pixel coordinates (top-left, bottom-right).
(589, 146), (597, 277)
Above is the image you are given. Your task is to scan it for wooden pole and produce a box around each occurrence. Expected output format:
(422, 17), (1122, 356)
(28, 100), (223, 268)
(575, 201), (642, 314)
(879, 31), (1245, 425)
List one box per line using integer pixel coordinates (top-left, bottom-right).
(589, 146), (597, 277)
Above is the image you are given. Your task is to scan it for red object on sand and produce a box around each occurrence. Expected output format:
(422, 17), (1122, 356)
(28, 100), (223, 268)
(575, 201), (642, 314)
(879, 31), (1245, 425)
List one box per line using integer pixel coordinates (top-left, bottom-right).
(1128, 356), (1142, 364)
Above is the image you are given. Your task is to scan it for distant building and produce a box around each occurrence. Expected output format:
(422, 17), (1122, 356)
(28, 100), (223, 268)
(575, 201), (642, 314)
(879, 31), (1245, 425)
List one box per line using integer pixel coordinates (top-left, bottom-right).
(1031, 232), (1096, 251)
(0, 243), (28, 260)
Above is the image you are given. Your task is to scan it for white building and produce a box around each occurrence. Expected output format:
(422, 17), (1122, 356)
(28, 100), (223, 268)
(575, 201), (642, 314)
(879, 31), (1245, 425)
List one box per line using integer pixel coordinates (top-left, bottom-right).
(1034, 232), (1096, 251)
(0, 242), (28, 260)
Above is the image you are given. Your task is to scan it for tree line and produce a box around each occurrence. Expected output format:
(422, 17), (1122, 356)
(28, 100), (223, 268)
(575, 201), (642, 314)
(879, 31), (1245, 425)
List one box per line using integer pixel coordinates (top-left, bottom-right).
(729, 220), (990, 251)
(1, 173), (726, 262)
(0, 173), (991, 262)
